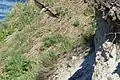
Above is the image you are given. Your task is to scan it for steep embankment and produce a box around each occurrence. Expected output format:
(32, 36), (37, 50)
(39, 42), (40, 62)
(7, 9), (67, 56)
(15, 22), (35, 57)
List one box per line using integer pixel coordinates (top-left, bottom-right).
(0, 0), (94, 80)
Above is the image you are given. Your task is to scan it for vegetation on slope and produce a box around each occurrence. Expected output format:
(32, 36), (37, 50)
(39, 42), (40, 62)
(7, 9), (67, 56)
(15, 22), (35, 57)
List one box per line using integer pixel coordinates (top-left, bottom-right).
(0, 0), (95, 80)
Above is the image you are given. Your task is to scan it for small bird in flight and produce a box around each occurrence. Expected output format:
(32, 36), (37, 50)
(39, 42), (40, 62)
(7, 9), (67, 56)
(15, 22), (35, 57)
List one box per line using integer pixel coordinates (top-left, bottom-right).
(34, 0), (58, 18)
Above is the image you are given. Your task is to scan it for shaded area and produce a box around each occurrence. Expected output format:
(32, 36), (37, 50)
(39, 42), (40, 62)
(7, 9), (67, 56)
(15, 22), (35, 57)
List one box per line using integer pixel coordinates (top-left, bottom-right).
(112, 62), (120, 77)
(68, 53), (95, 80)
(69, 36), (96, 80)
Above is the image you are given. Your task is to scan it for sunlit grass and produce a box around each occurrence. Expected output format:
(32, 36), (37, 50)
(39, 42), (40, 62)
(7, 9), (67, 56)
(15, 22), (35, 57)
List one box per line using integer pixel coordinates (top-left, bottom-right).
(0, 1), (95, 80)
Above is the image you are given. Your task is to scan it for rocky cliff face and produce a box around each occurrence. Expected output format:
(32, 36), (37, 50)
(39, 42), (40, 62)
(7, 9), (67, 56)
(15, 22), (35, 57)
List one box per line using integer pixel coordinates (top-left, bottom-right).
(88, 0), (120, 80)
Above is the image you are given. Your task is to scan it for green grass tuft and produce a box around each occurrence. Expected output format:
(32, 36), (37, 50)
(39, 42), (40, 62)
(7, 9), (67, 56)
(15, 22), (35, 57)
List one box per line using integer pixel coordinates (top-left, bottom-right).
(55, 7), (69, 18)
(0, 3), (39, 41)
(44, 35), (66, 47)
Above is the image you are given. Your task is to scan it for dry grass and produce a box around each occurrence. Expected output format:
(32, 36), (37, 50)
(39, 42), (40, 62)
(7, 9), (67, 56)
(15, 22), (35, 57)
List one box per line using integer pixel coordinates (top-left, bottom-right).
(0, 0), (95, 80)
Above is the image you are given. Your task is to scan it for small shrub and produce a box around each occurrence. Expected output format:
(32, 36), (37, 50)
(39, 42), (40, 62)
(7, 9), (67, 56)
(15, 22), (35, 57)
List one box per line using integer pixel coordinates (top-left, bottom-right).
(43, 35), (73, 51)
(40, 0), (56, 7)
(55, 7), (69, 18)
(40, 51), (57, 67)
(83, 7), (94, 16)
(41, 35), (73, 67)
(43, 35), (65, 47)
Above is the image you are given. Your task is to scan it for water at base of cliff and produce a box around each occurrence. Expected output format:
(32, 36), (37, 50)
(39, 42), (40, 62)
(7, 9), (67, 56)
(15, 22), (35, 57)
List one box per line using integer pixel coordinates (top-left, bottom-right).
(0, 0), (26, 21)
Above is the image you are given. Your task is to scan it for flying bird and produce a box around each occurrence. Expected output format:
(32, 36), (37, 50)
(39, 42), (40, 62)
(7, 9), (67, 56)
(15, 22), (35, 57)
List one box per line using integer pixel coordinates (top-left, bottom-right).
(34, 0), (58, 18)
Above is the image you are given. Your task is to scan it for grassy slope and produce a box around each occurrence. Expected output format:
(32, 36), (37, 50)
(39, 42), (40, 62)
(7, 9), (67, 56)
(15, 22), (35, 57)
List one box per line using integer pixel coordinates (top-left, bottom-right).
(0, 0), (94, 80)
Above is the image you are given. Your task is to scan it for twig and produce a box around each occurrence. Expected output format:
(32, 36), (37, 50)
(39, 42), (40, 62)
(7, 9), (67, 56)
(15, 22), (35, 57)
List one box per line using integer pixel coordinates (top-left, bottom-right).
(112, 32), (116, 43)
(105, 32), (118, 43)
(105, 32), (120, 36)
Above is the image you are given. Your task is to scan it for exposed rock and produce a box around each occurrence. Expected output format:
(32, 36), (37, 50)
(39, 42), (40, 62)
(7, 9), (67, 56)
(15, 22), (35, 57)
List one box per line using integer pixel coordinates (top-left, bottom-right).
(88, 0), (120, 80)
(69, 0), (120, 80)
(86, 0), (120, 21)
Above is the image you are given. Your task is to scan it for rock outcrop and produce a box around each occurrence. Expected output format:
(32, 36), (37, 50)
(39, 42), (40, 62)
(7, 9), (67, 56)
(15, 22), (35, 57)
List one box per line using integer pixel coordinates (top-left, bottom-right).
(69, 0), (120, 80)
(88, 0), (120, 80)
